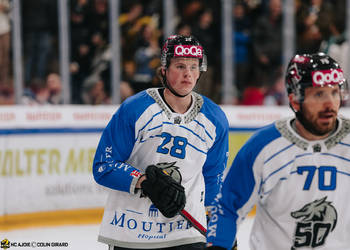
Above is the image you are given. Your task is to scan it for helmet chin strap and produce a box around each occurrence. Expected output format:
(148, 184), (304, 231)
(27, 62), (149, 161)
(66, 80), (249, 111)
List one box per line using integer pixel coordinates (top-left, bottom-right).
(163, 77), (189, 97)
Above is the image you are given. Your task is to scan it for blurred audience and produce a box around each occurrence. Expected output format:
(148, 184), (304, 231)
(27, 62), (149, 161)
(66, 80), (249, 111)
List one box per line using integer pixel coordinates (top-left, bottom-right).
(70, 0), (91, 54)
(69, 0), (92, 104)
(82, 76), (110, 105)
(119, 2), (147, 61)
(88, 0), (109, 48)
(178, 0), (204, 26)
(192, 9), (220, 102)
(0, 0), (10, 86)
(232, 1), (253, 99)
(1, 0), (348, 106)
(263, 74), (288, 105)
(133, 20), (161, 86)
(21, 73), (63, 105)
(176, 22), (192, 37)
(120, 81), (135, 101)
(296, 0), (335, 54)
(22, 78), (50, 105)
(21, 0), (58, 86)
(240, 85), (266, 105)
(0, 85), (14, 104)
(319, 13), (348, 76)
(46, 73), (63, 104)
(70, 43), (93, 104)
(252, 0), (283, 89)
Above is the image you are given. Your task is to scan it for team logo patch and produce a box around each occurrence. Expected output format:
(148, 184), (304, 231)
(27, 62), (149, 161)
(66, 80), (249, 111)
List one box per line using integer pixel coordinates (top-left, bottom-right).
(312, 69), (344, 86)
(288, 63), (301, 84)
(155, 162), (182, 184)
(148, 204), (159, 217)
(174, 116), (182, 124)
(174, 45), (203, 58)
(290, 197), (337, 249)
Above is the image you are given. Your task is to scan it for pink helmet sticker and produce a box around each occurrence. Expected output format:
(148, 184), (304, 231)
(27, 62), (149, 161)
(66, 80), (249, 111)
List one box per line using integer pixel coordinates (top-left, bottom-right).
(174, 45), (203, 58)
(312, 69), (345, 86)
(292, 55), (310, 64)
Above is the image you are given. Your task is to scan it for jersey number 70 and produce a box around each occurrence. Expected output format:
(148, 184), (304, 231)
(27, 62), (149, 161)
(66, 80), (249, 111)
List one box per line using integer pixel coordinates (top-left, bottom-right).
(297, 166), (337, 191)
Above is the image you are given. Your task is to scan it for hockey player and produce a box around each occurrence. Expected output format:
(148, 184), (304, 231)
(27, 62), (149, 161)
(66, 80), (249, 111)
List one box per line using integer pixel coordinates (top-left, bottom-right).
(206, 53), (350, 250)
(92, 34), (229, 250)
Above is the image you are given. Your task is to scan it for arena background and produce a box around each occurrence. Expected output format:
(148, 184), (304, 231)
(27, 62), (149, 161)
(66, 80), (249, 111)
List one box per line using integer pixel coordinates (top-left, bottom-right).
(0, 105), (294, 250)
(1, 106), (350, 249)
(0, 105), (293, 229)
(1, 0), (350, 249)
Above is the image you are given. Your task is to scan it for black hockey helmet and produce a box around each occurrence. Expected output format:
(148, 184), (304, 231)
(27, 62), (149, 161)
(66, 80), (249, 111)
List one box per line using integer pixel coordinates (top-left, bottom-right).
(161, 35), (207, 72)
(285, 52), (348, 101)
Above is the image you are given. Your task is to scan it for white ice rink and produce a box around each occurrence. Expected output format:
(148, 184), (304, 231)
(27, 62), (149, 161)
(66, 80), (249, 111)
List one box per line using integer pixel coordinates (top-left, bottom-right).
(0, 217), (254, 250)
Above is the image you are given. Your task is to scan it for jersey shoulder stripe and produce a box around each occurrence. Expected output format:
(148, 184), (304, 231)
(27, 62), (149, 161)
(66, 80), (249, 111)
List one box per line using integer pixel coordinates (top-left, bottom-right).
(242, 122), (282, 157)
(200, 95), (229, 134)
(117, 90), (156, 123)
(223, 122), (282, 204)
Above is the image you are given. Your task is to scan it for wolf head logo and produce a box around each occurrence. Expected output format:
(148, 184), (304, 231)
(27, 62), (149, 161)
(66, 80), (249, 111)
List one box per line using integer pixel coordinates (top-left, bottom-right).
(291, 196), (337, 230)
(291, 197), (338, 248)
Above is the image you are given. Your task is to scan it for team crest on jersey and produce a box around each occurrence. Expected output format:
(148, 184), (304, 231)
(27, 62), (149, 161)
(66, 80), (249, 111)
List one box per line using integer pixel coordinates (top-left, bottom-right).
(174, 116), (182, 124)
(148, 204), (159, 217)
(290, 197), (337, 249)
(154, 162), (182, 184)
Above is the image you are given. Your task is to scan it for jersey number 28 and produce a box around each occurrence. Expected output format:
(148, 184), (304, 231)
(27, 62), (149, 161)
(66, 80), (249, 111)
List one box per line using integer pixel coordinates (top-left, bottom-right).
(156, 132), (188, 159)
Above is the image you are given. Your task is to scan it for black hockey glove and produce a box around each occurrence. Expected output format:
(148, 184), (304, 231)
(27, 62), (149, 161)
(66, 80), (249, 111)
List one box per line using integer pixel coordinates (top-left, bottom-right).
(141, 164), (186, 218)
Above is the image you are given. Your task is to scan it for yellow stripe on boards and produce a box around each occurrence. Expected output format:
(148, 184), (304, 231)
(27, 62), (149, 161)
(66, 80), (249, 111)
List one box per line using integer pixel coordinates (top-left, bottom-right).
(0, 208), (104, 231)
(0, 133), (256, 231)
(0, 206), (256, 232)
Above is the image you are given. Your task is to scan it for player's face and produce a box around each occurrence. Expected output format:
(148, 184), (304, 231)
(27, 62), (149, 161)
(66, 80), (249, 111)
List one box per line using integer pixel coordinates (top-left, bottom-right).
(301, 85), (341, 135)
(166, 57), (200, 96)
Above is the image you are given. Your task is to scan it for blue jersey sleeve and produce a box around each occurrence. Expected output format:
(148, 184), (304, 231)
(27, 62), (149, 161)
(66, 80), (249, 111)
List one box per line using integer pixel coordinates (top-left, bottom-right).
(207, 143), (256, 249)
(201, 99), (229, 207)
(207, 124), (281, 249)
(92, 91), (154, 193)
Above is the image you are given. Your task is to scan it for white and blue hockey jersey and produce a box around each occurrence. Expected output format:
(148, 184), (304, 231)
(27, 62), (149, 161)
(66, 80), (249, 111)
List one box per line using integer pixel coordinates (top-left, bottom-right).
(93, 88), (229, 248)
(207, 117), (350, 250)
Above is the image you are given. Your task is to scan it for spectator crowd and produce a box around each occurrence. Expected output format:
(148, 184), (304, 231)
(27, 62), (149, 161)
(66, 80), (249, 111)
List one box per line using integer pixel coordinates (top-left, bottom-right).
(0, 0), (347, 105)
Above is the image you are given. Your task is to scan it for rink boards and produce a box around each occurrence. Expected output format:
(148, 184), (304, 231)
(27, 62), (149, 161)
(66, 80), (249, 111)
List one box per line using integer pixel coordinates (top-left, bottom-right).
(0, 105), (322, 230)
